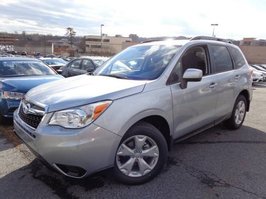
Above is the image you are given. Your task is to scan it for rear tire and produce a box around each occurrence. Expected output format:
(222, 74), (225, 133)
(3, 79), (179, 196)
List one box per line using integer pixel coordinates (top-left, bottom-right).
(113, 122), (168, 185)
(224, 95), (247, 130)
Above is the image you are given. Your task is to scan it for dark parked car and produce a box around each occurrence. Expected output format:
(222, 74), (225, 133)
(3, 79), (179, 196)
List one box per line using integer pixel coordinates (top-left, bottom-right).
(40, 57), (68, 73)
(61, 56), (108, 77)
(0, 57), (63, 122)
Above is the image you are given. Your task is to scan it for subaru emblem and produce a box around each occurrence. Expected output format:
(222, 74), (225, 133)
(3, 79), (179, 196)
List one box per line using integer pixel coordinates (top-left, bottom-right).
(22, 102), (31, 114)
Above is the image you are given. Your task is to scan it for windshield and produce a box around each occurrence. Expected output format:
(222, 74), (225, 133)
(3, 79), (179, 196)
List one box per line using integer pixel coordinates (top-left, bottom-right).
(0, 60), (57, 77)
(95, 44), (180, 80)
(42, 58), (67, 65)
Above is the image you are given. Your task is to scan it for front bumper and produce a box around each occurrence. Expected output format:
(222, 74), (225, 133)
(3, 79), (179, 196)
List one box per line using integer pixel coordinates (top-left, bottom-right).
(13, 109), (121, 178)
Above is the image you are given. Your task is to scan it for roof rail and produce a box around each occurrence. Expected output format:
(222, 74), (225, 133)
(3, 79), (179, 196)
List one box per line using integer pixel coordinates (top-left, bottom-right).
(191, 36), (233, 44)
(141, 39), (167, 43)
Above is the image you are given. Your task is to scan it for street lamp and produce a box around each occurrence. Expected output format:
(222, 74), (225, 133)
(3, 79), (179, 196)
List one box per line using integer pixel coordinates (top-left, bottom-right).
(100, 24), (104, 47)
(211, 24), (218, 37)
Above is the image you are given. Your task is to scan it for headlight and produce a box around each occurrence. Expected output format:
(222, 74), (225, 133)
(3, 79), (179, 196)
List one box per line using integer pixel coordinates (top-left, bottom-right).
(1, 91), (24, 100)
(49, 101), (112, 128)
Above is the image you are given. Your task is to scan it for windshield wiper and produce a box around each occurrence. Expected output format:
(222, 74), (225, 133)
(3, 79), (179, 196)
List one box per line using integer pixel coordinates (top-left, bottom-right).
(99, 74), (128, 79)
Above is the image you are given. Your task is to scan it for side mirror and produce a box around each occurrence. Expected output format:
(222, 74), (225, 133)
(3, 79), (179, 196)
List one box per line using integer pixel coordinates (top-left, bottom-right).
(183, 68), (203, 81)
(180, 68), (203, 89)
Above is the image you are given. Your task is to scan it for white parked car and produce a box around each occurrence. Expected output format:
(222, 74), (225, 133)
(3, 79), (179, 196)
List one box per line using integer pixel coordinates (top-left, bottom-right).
(250, 67), (264, 83)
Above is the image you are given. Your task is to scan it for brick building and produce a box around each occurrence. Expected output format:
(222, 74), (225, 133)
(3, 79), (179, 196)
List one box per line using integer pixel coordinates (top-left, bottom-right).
(0, 34), (16, 51)
(85, 35), (134, 56)
(239, 38), (266, 64)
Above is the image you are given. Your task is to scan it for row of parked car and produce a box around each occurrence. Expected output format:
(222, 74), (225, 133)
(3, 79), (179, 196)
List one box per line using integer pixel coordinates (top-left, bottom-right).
(0, 55), (108, 122)
(250, 64), (266, 83)
(0, 52), (109, 76)
(39, 56), (109, 77)
(40, 56), (266, 84)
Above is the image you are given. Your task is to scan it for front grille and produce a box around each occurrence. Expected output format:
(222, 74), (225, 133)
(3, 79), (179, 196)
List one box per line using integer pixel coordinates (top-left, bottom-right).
(18, 103), (44, 129)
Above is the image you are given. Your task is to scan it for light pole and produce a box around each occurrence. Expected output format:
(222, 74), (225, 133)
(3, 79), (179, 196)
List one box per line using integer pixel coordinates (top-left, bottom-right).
(100, 24), (104, 47)
(211, 24), (218, 37)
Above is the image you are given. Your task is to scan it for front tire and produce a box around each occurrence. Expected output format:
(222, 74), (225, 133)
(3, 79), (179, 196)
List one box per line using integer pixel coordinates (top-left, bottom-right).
(224, 95), (247, 130)
(113, 122), (168, 184)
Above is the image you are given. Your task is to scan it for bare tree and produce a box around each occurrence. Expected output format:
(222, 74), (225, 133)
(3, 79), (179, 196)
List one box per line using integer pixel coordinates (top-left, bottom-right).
(65, 27), (76, 46)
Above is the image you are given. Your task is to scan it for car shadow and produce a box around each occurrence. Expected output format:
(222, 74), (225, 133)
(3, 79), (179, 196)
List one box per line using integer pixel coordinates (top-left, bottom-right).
(0, 159), (112, 198)
(0, 133), (14, 151)
(1, 125), (266, 198)
(177, 124), (266, 145)
(0, 121), (21, 152)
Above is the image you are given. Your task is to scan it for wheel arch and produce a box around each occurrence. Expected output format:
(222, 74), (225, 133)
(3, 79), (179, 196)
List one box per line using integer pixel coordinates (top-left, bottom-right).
(119, 112), (173, 151)
(140, 116), (172, 151)
(238, 90), (251, 111)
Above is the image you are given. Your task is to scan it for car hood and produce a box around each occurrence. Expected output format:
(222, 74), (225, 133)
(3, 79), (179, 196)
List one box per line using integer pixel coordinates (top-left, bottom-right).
(0, 75), (63, 93)
(49, 64), (65, 67)
(26, 75), (148, 112)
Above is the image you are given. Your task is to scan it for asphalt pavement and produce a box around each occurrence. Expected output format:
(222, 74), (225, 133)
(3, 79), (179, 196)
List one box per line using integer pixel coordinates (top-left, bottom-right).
(0, 85), (266, 199)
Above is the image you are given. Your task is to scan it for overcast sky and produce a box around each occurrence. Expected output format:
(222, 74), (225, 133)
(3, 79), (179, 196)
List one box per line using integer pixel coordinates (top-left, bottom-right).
(0, 0), (266, 39)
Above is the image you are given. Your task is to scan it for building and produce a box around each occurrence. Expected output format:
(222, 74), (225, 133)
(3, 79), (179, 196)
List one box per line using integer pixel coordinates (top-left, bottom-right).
(240, 38), (266, 46)
(239, 38), (266, 64)
(0, 34), (16, 52)
(85, 35), (134, 56)
(49, 40), (77, 57)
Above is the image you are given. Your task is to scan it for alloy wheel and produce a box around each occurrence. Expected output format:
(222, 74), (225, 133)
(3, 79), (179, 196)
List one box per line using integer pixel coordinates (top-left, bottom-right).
(234, 100), (246, 125)
(116, 135), (159, 177)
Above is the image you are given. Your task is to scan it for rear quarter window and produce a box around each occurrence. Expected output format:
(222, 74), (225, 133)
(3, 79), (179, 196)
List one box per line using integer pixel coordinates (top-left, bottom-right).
(228, 47), (246, 69)
(210, 45), (233, 73)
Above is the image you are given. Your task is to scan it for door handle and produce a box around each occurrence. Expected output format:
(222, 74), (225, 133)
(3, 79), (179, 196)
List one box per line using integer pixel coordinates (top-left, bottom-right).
(235, 75), (240, 80)
(209, 82), (217, 88)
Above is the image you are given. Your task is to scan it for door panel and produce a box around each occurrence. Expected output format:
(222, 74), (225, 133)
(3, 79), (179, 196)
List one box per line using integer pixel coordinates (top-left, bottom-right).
(210, 72), (236, 118)
(170, 76), (217, 139)
(169, 45), (218, 139)
(208, 45), (235, 118)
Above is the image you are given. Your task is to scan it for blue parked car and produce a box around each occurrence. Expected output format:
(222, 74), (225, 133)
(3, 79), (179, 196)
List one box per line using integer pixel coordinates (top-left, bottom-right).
(0, 57), (63, 122)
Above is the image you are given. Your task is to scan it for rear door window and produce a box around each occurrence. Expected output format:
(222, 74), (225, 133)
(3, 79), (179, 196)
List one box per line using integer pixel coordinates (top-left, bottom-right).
(210, 45), (233, 73)
(69, 59), (82, 69)
(82, 59), (95, 71)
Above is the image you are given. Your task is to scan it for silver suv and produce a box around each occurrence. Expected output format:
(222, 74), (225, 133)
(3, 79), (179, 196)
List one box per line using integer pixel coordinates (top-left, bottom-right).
(14, 37), (252, 184)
